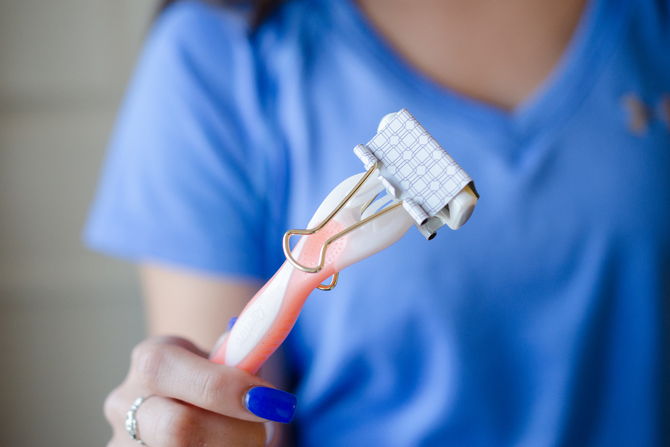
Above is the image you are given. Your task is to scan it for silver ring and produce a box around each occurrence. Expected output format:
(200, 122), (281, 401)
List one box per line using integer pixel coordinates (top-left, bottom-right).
(125, 395), (154, 445)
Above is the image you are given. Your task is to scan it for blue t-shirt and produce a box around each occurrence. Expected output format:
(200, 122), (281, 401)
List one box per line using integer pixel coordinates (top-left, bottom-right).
(86, 0), (670, 445)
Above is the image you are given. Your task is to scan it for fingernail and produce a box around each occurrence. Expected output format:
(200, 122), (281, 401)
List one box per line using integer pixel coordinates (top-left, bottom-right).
(227, 316), (238, 331)
(245, 387), (297, 423)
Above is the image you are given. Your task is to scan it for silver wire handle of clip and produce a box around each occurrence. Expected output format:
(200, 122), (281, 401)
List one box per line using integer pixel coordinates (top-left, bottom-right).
(282, 163), (403, 291)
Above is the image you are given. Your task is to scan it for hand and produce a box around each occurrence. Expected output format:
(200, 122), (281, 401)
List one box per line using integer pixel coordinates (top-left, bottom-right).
(104, 336), (296, 446)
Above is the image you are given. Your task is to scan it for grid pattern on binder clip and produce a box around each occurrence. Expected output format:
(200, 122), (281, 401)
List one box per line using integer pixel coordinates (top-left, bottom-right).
(354, 109), (472, 223)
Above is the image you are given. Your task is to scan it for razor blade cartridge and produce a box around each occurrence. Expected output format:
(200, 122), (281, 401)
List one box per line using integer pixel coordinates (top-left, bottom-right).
(355, 109), (477, 238)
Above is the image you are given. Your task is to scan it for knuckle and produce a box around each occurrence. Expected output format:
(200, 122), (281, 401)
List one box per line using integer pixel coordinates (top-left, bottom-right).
(103, 387), (123, 423)
(161, 404), (201, 447)
(131, 342), (167, 388)
(199, 372), (228, 408)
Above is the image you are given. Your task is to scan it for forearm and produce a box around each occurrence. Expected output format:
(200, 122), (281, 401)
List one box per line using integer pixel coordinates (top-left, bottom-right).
(140, 263), (262, 351)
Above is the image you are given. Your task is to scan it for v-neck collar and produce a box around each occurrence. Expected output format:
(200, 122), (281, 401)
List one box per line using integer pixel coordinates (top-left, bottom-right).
(328, 0), (630, 154)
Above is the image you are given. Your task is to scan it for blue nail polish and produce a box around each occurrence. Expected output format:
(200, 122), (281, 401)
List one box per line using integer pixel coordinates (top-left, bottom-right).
(227, 316), (238, 331)
(245, 387), (297, 423)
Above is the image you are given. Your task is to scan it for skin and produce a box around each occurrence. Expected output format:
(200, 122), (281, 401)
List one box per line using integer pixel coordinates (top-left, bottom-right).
(357, 0), (586, 111)
(141, 264), (261, 351)
(104, 268), (275, 446)
(105, 0), (586, 445)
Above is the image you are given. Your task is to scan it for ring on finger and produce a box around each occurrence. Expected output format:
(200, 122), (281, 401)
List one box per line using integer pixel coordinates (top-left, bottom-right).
(125, 395), (156, 445)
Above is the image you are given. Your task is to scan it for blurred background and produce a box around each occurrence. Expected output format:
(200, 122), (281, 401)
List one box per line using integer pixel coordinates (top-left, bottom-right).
(0, 1), (158, 445)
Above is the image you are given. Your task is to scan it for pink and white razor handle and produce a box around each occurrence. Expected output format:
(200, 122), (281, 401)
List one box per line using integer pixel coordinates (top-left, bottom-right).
(210, 109), (478, 374)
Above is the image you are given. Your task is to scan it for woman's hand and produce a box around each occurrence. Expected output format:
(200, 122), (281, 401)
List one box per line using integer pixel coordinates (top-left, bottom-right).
(104, 335), (296, 446)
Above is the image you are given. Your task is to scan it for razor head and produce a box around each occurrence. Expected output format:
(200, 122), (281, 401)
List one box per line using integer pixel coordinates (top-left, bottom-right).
(354, 109), (477, 239)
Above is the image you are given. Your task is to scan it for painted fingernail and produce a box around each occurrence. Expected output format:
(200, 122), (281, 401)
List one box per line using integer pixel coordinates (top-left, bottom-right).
(245, 387), (297, 423)
(227, 316), (238, 331)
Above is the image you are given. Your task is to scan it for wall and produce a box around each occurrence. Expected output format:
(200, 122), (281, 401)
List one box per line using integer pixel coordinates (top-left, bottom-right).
(0, 1), (156, 445)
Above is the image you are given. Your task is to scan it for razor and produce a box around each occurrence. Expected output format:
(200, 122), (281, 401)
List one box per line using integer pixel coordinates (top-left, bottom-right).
(211, 109), (478, 374)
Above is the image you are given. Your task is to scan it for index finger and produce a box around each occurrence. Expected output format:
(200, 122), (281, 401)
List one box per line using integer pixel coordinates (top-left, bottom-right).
(130, 340), (296, 423)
